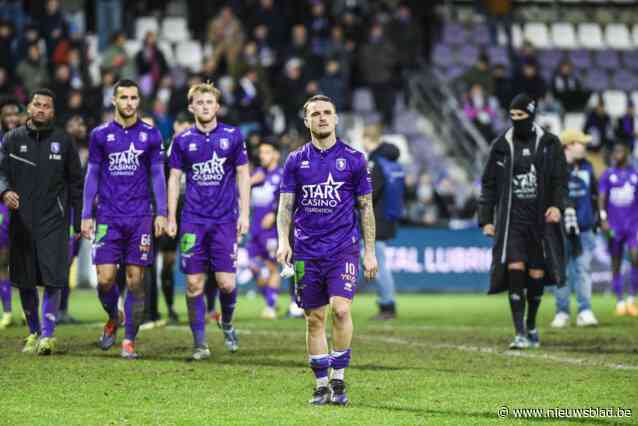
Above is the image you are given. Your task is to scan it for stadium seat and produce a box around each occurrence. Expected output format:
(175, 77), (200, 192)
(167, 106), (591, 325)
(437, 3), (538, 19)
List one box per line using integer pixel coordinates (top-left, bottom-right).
(605, 24), (632, 49)
(632, 91), (638, 109)
(568, 49), (592, 69)
(352, 88), (375, 114)
(538, 49), (564, 72)
(594, 50), (620, 70)
(602, 90), (628, 117)
(175, 40), (203, 72)
(470, 23), (491, 46)
(380, 134), (412, 166)
(550, 22), (577, 49)
(442, 22), (466, 45)
(487, 46), (509, 66)
(157, 40), (175, 64)
(458, 45), (479, 67)
(611, 69), (638, 92)
(563, 112), (585, 132)
(123, 39), (142, 57)
(537, 113), (562, 135)
(583, 68), (609, 92)
(577, 23), (605, 49)
(524, 23), (551, 48)
(161, 17), (190, 43)
(622, 51), (638, 70)
(432, 44), (455, 68)
(135, 16), (160, 41)
(498, 24), (522, 49)
(633, 24), (638, 46)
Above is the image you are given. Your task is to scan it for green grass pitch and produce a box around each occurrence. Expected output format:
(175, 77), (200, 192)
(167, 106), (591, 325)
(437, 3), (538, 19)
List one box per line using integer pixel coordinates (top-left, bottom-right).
(1, 291), (637, 425)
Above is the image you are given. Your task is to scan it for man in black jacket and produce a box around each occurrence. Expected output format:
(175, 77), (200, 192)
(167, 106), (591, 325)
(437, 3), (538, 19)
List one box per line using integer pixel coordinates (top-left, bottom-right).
(364, 129), (405, 319)
(0, 89), (83, 355)
(479, 93), (568, 350)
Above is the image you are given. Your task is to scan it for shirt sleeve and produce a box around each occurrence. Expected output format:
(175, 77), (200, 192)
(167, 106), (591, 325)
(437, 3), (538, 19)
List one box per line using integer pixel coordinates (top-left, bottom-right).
(280, 153), (297, 193)
(233, 131), (248, 167)
(88, 129), (103, 164)
(168, 136), (184, 170)
(149, 129), (164, 165)
(598, 170), (609, 196)
(354, 154), (373, 196)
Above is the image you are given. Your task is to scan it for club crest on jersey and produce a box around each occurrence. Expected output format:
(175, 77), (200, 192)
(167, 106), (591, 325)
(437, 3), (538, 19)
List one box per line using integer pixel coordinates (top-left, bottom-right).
(220, 138), (229, 150)
(107, 134), (115, 142)
(139, 132), (148, 142)
(50, 142), (60, 154)
(336, 158), (347, 171)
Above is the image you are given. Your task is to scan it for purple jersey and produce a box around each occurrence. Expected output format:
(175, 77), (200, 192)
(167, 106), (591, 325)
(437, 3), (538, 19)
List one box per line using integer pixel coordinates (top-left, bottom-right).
(599, 165), (638, 231)
(169, 123), (248, 224)
(281, 139), (372, 260)
(250, 166), (282, 236)
(88, 120), (164, 218)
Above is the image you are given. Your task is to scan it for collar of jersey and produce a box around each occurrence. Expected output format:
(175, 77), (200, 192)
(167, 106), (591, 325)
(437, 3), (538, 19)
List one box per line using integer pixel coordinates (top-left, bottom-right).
(192, 123), (220, 137)
(309, 139), (341, 156)
(111, 119), (142, 130)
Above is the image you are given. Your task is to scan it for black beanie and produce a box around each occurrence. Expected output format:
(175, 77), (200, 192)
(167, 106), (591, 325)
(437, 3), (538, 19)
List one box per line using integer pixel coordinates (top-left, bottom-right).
(509, 93), (536, 118)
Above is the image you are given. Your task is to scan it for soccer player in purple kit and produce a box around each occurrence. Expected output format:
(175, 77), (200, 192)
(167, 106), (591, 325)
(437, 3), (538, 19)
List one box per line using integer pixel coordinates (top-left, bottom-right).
(249, 137), (283, 319)
(81, 79), (168, 359)
(276, 95), (378, 405)
(599, 142), (638, 317)
(167, 83), (250, 360)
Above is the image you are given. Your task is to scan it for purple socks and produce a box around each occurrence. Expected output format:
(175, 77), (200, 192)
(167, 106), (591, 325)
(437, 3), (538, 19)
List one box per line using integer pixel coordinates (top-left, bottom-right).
(98, 284), (120, 321)
(42, 287), (61, 337)
(220, 286), (237, 325)
(0, 279), (11, 312)
(261, 286), (278, 309)
(612, 273), (624, 301)
(124, 290), (145, 341)
(19, 288), (40, 335)
(631, 267), (638, 297)
(186, 294), (206, 347)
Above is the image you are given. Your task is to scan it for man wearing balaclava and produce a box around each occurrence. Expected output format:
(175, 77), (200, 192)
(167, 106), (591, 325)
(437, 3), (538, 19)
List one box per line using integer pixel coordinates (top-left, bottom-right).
(478, 93), (568, 350)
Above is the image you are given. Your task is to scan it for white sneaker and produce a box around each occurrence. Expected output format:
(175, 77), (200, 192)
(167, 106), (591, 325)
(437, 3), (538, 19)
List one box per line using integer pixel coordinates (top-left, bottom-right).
(287, 302), (304, 318)
(550, 311), (570, 328)
(576, 310), (599, 327)
(260, 306), (277, 320)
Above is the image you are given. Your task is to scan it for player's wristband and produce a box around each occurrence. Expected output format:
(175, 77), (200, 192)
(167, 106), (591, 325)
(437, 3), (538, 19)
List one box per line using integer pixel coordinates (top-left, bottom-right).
(600, 210), (607, 221)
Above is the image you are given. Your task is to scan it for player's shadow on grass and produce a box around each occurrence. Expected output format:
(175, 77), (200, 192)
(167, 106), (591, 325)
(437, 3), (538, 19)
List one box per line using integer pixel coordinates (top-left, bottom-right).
(355, 405), (623, 424)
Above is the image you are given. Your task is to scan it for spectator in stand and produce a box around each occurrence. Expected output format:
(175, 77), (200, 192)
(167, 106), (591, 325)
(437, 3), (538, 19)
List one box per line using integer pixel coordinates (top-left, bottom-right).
(249, 0), (288, 49)
(615, 100), (637, 153)
(252, 25), (277, 76)
(276, 58), (308, 133)
(358, 22), (398, 126)
(319, 59), (349, 112)
(408, 173), (439, 226)
(463, 83), (499, 141)
(236, 67), (267, 136)
(584, 98), (614, 154)
(460, 53), (494, 94)
(208, 5), (245, 75)
(284, 24), (323, 80)
(59, 89), (96, 129)
(551, 60), (589, 113)
(39, 0), (69, 66)
(16, 43), (49, 97)
(0, 66), (22, 101)
(0, 20), (17, 77)
(135, 31), (168, 96)
(50, 63), (73, 117)
(324, 25), (355, 85)
(514, 61), (546, 101)
(477, 0), (513, 49)
(305, 0), (331, 57)
(386, 3), (422, 71)
(15, 24), (40, 64)
(66, 44), (91, 90)
(492, 63), (513, 111)
(102, 31), (136, 80)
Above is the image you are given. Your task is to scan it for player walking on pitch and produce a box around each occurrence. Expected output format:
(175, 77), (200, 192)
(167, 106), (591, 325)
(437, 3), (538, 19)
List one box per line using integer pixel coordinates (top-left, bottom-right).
(276, 94), (378, 405)
(167, 83), (250, 360)
(81, 79), (168, 359)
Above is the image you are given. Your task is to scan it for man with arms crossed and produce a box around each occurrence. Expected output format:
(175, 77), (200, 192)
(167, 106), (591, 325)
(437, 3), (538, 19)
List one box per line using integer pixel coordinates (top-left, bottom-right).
(277, 94), (378, 405)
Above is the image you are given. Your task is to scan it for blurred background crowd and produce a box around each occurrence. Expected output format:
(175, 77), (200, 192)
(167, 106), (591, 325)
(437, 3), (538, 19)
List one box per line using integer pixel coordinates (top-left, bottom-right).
(1, 0), (637, 227)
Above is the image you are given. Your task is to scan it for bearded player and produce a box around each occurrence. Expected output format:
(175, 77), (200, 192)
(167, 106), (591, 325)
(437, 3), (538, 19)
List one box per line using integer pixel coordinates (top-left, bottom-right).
(81, 79), (167, 359)
(276, 94), (378, 405)
(167, 82), (250, 360)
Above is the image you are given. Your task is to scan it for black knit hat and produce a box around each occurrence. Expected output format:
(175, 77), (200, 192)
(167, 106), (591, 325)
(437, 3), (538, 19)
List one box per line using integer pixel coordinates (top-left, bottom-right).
(509, 93), (536, 117)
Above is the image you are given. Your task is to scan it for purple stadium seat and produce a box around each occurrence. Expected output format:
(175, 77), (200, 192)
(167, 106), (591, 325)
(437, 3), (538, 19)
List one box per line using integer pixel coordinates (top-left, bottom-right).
(538, 49), (564, 72)
(487, 46), (509, 66)
(458, 45), (479, 67)
(611, 69), (638, 92)
(622, 51), (638, 71)
(432, 44), (455, 68)
(470, 23), (491, 46)
(594, 50), (620, 70)
(584, 68), (610, 92)
(568, 49), (592, 69)
(442, 22), (466, 45)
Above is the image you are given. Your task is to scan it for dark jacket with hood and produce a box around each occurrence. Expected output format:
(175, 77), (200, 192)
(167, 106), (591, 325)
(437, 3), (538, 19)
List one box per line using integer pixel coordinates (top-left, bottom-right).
(0, 122), (83, 288)
(369, 142), (401, 241)
(478, 124), (568, 294)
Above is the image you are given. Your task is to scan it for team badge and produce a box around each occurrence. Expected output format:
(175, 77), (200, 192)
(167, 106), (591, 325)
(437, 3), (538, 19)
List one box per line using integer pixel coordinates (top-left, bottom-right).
(336, 158), (346, 171)
(139, 132), (148, 142)
(50, 142), (60, 154)
(220, 138), (229, 150)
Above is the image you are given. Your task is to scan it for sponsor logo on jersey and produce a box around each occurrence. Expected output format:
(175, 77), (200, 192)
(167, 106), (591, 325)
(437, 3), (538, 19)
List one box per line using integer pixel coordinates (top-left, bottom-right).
(300, 172), (345, 213)
(108, 143), (143, 175)
(192, 151), (226, 185)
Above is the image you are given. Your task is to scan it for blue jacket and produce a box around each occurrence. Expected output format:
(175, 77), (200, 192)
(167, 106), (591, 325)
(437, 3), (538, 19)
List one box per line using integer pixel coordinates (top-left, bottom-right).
(567, 159), (598, 231)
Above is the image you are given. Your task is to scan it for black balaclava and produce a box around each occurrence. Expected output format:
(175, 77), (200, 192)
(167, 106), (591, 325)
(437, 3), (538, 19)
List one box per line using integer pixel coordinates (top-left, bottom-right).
(510, 93), (536, 140)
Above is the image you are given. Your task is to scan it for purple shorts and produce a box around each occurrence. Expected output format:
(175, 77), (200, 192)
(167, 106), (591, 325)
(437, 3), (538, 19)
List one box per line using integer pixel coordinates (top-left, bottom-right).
(608, 226), (638, 258)
(92, 216), (154, 266)
(294, 248), (360, 310)
(179, 221), (237, 274)
(247, 230), (278, 263)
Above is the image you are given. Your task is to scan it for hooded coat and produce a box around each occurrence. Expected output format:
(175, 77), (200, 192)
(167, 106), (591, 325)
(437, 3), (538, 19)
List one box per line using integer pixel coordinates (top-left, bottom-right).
(369, 142), (401, 241)
(478, 124), (568, 294)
